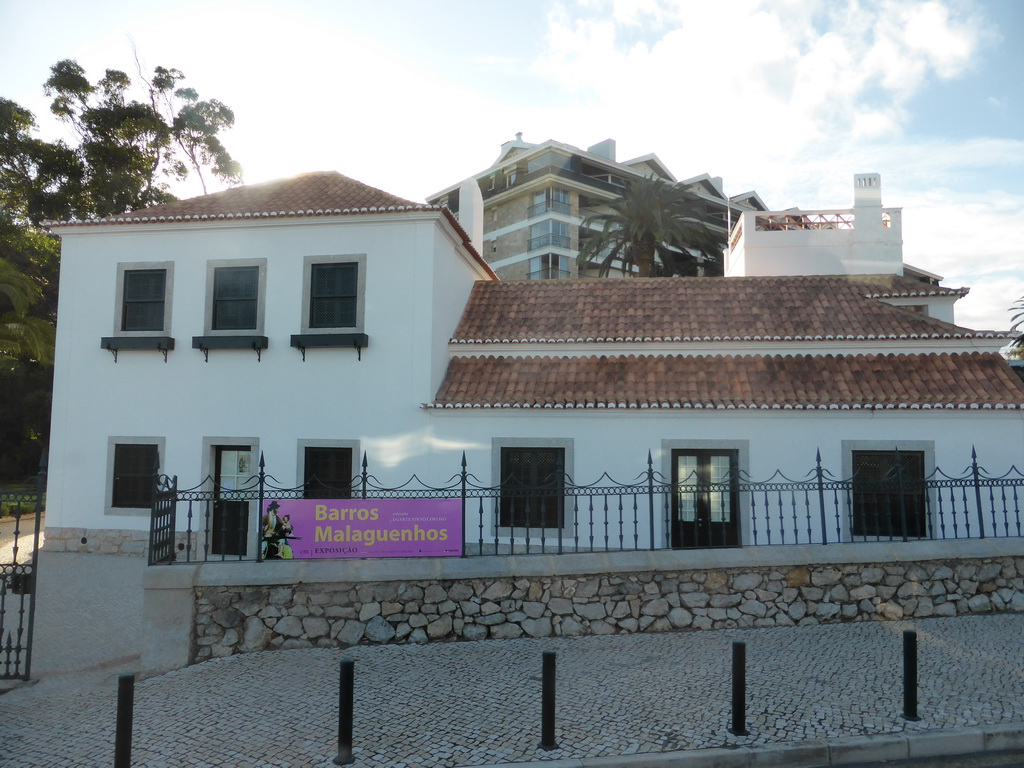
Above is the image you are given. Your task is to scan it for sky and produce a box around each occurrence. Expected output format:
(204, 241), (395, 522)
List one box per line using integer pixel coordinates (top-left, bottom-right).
(1, 0), (1022, 332)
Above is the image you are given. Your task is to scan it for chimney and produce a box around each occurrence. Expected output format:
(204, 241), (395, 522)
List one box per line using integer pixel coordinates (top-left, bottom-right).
(853, 173), (882, 207)
(587, 139), (616, 161)
(458, 179), (484, 256)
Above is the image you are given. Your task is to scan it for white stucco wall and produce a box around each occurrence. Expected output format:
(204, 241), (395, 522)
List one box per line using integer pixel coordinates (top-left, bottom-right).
(726, 208), (904, 278)
(46, 212), (485, 533)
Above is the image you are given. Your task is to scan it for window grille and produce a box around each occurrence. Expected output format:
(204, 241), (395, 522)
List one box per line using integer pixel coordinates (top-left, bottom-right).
(852, 451), (926, 538)
(303, 447), (354, 499)
(499, 447), (564, 528)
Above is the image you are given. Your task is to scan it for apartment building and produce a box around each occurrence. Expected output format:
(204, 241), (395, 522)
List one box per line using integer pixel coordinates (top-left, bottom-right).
(427, 134), (767, 279)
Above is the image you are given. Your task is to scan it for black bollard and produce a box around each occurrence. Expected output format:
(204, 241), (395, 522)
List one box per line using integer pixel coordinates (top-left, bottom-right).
(540, 651), (558, 750)
(114, 673), (135, 768)
(335, 659), (355, 765)
(729, 641), (748, 736)
(903, 630), (920, 721)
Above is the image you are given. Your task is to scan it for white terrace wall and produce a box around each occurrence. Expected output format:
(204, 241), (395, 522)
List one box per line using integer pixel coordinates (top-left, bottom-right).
(142, 538), (1024, 675)
(726, 207), (903, 278)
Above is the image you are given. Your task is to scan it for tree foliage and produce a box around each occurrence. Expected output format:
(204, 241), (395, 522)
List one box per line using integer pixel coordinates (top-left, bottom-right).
(42, 59), (242, 217)
(578, 177), (722, 278)
(0, 258), (54, 364)
(0, 58), (242, 479)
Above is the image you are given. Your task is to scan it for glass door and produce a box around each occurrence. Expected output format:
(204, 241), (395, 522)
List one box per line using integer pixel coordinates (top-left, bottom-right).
(671, 449), (739, 548)
(211, 446), (252, 556)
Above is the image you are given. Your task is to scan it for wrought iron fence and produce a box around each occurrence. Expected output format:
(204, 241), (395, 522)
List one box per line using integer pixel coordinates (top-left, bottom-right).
(148, 448), (1024, 565)
(0, 466), (45, 679)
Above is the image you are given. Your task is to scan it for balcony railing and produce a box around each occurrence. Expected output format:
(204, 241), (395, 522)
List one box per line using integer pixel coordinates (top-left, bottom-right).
(755, 212), (855, 231)
(528, 267), (572, 280)
(529, 233), (571, 250)
(529, 200), (572, 217)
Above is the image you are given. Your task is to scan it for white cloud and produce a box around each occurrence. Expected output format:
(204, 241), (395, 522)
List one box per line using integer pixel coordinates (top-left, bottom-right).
(537, 0), (987, 172)
(530, 0), (1018, 333)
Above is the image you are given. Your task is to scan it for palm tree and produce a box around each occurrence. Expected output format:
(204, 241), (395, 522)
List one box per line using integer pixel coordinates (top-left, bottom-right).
(0, 258), (54, 364)
(578, 176), (721, 277)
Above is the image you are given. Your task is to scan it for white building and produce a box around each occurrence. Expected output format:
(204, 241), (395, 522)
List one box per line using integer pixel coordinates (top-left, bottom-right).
(36, 170), (1024, 672)
(42, 170), (1024, 554)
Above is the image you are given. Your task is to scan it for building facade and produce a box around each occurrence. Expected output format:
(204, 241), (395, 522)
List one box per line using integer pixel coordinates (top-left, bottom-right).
(42, 170), (1024, 555)
(36, 170), (1024, 674)
(427, 135), (767, 280)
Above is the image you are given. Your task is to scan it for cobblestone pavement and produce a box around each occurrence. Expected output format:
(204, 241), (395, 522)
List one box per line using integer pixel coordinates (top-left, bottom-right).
(4, 614), (1024, 767)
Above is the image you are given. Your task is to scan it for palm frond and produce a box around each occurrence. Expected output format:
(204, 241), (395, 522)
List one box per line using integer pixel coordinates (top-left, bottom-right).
(578, 176), (721, 278)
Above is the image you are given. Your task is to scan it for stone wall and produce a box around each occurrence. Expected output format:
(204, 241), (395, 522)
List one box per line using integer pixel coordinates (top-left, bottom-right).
(191, 555), (1024, 664)
(44, 526), (149, 555)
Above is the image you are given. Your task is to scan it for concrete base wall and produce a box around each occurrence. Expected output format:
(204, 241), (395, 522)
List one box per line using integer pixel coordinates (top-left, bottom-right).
(141, 539), (1024, 677)
(44, 526), (148, 556)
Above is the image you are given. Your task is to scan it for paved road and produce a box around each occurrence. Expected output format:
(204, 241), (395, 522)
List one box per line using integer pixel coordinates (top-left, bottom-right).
(0, 511), (43, 564)
(4, 613), (1024, 767)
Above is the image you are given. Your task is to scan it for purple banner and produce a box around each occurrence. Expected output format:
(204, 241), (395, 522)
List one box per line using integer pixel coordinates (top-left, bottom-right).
(262, 498), (462, 559)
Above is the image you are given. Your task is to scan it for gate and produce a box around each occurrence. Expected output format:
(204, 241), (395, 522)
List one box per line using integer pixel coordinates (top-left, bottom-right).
(0, 468), (45, 680)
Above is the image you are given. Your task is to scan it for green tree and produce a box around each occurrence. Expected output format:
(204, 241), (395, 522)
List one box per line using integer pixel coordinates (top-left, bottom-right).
(43, 59), (242, 217)
(578, 176), (721, 277)
(0, 257), (54, 364)
(0, 59), (242, 479)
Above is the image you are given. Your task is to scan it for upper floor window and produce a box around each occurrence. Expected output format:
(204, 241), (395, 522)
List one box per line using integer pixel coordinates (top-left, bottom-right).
(529, 253), (569, 280)
(529, 220), (570, 251)
(114, 261), (173, 336)
(212, 266), (259, 331)
(122, 270), (166, 331)
(310, 263), (358, 328)
(526, 151), (571, 174)
(300, 255), (366, 334)
(531, 187), (571, 217)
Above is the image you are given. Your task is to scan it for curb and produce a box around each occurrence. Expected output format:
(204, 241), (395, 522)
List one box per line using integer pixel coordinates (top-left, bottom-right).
(462, 724), (1024, 767)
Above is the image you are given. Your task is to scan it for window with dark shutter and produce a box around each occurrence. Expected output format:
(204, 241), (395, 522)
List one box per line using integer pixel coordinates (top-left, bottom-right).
(309, 263), (358, 328)
(499, 447), (564, 528)
(122, 270), (166, 331)
(112, 444), (159, 508)
(852, 450), (927, 538)
(303, 447), (354, 499)
(212, 266), (259, 330)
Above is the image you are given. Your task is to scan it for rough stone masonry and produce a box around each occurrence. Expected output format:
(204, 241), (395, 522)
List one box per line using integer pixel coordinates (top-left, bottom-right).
(192, 556), (1024, 663)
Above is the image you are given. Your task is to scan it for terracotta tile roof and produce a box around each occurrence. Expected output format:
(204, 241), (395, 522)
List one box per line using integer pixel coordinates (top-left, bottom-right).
(450, 276), (1001, 343)
(429, 352), (1024, 409)
(46, 171), (426, 225)
(46, 171), (498, 279)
